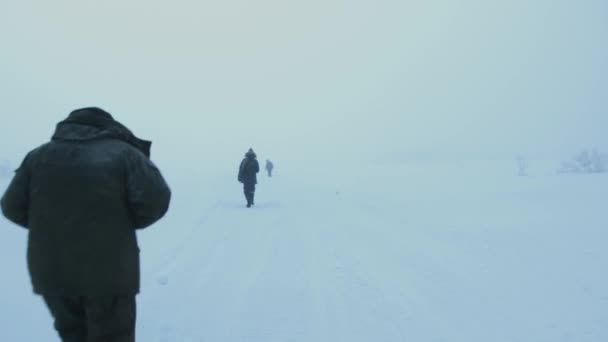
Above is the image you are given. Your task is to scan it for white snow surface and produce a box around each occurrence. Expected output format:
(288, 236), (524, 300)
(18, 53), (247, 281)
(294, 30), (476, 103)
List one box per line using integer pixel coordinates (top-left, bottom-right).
(1, 159), (607, 341)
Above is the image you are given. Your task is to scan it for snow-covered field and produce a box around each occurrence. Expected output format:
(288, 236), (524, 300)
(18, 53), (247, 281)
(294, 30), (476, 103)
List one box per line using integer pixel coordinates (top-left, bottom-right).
(1, 158), (607, 341)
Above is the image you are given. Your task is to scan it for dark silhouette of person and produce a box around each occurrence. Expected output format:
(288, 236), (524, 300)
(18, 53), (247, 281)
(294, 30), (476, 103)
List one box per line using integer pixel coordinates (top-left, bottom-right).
(1, 107), (171, 342)
(265, 159), (274, 177)
(238, 148), (260, 207)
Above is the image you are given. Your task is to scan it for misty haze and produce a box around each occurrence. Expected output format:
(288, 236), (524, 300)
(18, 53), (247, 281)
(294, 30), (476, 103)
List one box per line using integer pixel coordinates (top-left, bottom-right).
(1, 0), (606, 341)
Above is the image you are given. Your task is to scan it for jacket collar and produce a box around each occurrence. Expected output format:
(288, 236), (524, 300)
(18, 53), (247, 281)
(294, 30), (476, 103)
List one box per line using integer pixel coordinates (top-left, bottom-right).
(52, 107), (151, 157)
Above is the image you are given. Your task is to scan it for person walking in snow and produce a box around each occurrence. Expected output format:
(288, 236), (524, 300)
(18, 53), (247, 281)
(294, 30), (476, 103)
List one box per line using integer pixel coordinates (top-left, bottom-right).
(265, 159), (274, 177)
(238, 148), (260, 207)
(1, 107), (171, 342)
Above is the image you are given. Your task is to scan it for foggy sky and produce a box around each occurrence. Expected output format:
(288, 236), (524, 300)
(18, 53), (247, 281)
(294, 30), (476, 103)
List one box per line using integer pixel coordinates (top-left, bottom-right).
(1, 0), (607, 165)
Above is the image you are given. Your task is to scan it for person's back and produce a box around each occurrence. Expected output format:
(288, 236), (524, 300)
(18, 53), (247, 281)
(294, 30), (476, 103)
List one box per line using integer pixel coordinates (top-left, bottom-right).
(237, 148), (259, 207)
(265, 159), (274, 177)
(1, 107), (171, 342)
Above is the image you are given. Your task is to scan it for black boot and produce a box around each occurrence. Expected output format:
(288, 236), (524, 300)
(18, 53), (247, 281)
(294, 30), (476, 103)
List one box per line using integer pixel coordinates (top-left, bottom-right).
(244, 191), (251, 207)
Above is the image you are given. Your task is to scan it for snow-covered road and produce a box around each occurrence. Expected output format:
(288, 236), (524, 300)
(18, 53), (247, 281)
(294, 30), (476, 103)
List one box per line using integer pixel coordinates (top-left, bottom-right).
(2, 160), (607, 341)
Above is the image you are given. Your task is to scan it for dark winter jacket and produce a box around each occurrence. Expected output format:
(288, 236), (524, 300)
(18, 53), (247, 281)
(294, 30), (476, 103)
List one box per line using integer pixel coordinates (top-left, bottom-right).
(0, 107), (171, 296)
(238, 150), (259, 185)
(265, 160), (274, 171)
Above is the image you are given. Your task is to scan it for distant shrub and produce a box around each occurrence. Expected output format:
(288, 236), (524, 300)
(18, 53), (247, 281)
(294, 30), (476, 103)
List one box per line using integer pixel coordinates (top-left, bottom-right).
(558, 149), (607, 174)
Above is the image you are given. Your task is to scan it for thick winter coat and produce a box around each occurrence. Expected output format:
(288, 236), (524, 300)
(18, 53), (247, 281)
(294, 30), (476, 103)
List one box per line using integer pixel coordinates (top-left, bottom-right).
(265, 160), (274, 172)
(0, 108), (171, 296)
(238, 150), (260, 185)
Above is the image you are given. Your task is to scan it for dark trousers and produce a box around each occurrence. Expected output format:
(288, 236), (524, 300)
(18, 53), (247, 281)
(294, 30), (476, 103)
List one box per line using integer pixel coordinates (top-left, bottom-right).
(243, 183), (256, 206)
(43, 295), (136, 342)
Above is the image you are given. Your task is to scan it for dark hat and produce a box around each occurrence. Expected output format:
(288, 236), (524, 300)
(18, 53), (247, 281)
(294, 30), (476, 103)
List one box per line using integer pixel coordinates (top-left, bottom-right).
(245, 148), (256, 158)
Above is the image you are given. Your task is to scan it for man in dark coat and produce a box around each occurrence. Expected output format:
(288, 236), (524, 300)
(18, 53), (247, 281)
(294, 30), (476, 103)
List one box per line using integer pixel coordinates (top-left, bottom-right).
(237, 148), (260, 207)
(265, 159), (274, 177)
(1, 107), (171, 342)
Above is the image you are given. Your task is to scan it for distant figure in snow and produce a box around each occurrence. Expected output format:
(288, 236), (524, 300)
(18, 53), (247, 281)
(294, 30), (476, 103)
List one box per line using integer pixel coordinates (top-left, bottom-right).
(238, 148), (260, 207)
(265, 159), (274, 177)
(1, 107), (171, 342)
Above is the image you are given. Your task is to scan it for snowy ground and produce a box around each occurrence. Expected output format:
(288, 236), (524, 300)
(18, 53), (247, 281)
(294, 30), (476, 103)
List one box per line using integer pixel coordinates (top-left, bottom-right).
(1, 158), (607, 341)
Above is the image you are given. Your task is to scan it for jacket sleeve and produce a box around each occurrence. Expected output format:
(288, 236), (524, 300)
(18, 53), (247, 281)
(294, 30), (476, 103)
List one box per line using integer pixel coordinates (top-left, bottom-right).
(238, 159), (245, 183)
(1, 155), (31, 228)
(125, 150), (171, 229)
(254, 160), (260, 173)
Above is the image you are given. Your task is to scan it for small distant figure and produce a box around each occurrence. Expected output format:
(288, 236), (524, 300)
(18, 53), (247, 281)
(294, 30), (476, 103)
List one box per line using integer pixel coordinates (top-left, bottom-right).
(238, 148), (260, 207)
(265, 159), (274, 177)
(516, 156), (528, 176)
